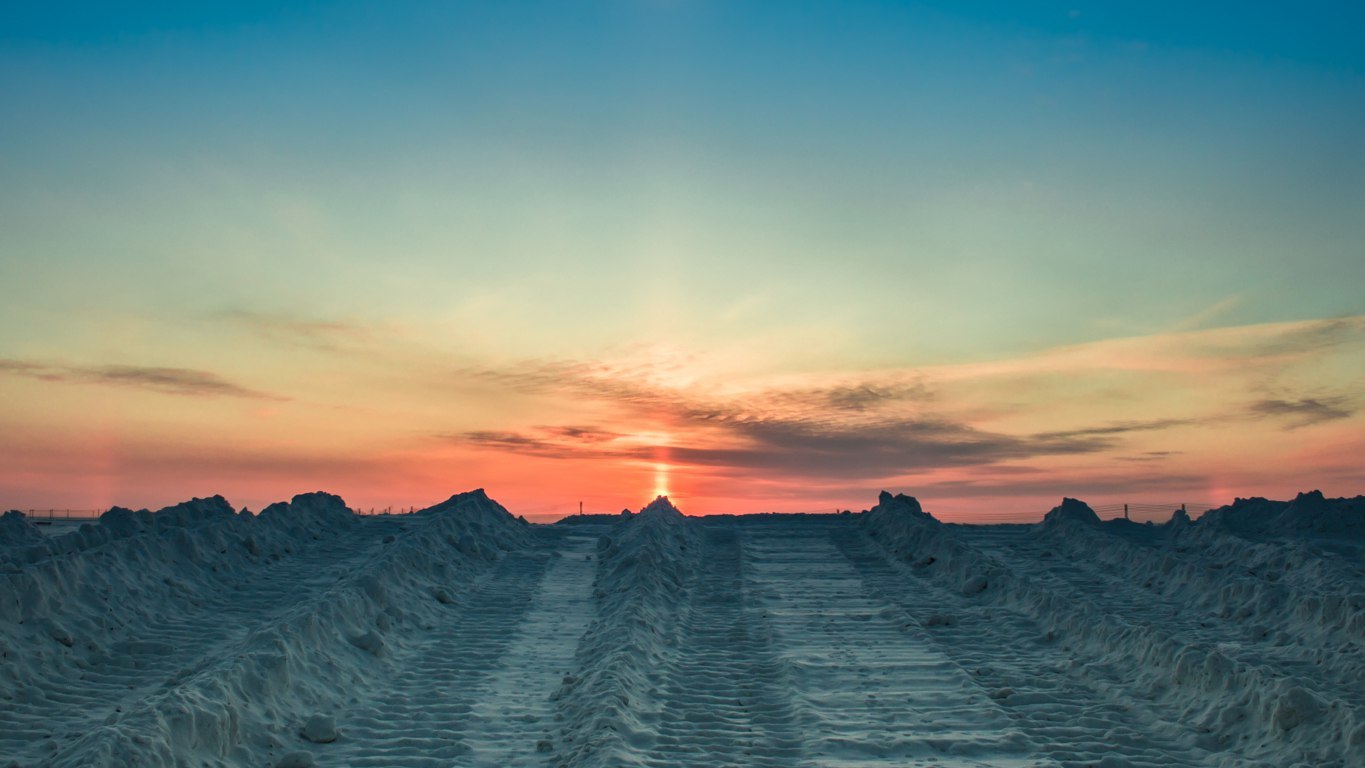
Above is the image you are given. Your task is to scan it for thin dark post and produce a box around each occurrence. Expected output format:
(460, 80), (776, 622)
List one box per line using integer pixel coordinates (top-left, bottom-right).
(1124, 504), (1129, 520)
(579, 501), (583, 516)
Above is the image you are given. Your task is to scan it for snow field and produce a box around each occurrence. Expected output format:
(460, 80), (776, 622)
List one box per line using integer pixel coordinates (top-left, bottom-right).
(745, 520), (1034, 767)
(3, 489), (1361, 767)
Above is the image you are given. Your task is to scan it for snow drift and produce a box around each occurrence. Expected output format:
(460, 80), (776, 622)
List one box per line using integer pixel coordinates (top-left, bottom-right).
(861, 491), (1365, 767)
(1, 489), (532, 767)
(549, 496), (699, 767)
(6, 486), (1361, 767)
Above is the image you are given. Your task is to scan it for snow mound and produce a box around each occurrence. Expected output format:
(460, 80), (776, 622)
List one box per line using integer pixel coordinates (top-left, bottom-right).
(552, 495), (699, 766)
(861, 490), (996, 592)
(0, 510), (46, 549)
(638, 494), (682, 517)
(1, 488), (535, 767)
(1199, 490), (1365, 538)
(1038, 497), (1101, 529)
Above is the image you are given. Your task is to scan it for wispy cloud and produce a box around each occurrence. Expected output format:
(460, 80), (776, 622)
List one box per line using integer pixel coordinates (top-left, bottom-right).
(438, 315), (1365, 499)
(1250, 396), (1354, 428)
(0, 358), (278, 400)
(1115, 450), (1182, 463)
(215, 309), (373, 352)
(1167, 295), (1243, 333)
(1032, 418), (1204, 441)
(1212, 316), (1365, 361)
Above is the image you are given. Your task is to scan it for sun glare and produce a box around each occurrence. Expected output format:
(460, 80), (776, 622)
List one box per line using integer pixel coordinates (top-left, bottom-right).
(653, 462), (671, 499)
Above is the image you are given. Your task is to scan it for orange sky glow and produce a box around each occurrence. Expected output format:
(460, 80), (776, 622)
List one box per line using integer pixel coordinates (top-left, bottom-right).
(3, 316), (1362, 523)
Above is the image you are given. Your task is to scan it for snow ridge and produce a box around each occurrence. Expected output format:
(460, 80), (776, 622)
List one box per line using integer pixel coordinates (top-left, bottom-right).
(1198, 490), (1365, 539)
(1, 489), (532, 767)
(548, 496), (700, 767)
(862, 492), (1365, 767)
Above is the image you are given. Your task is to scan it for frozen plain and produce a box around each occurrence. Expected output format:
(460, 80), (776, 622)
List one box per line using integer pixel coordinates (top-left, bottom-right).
(1, 489), (1361, 767)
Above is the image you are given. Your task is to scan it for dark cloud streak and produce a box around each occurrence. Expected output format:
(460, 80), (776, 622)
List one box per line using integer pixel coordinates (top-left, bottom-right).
(0, 358), (278, 400)
(449, 414), (1110, 482)
(1032, 418), (1199, 440)
(1250, 396), (1353, 427)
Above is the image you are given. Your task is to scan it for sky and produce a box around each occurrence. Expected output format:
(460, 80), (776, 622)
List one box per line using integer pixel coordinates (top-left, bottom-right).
(2, 1), (1363, 522)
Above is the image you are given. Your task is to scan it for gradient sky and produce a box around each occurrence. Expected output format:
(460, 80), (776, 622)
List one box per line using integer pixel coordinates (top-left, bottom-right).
(2, 2), (1363, 521)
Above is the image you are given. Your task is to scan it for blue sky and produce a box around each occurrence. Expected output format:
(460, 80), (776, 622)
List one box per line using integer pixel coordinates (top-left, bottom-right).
(2, 2), (1363, 516)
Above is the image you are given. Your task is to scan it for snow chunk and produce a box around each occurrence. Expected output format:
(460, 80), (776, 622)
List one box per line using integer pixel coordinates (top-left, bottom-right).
(1273, 685), (1324, 731)
(301, 714), (338, 743)
(348, 630), (385, 656)
(42, 618), (74, 647)
(961, 575), (989, 596)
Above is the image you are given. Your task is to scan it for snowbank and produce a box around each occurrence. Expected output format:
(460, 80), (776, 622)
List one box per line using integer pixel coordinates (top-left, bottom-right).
(1, 488), (533, 767)
(862, 491), (1005, 597)
(861, 492), (1364, 767)
(0, 510), (48, 550)
(1198, 490), (1365, 539)
(1036, 496), (1365, 658)
(550, 496), (699, 767)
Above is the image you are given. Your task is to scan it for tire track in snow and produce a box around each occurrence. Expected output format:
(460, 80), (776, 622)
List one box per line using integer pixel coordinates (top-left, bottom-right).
(461, 531), (600, 767)
(834, 525), (1221, 768)
(320, 543), (557, 767)
(638, 523), (803, 768)
(746, 520), (1037, 768)
(0, 516), (407, 766)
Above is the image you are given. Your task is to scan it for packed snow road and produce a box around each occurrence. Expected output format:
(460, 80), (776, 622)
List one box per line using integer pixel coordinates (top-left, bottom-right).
(2, 490), (1361, 767)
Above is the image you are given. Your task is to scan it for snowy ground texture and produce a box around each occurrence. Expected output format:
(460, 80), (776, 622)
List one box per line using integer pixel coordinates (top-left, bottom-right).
(2, 490), (1362, 767)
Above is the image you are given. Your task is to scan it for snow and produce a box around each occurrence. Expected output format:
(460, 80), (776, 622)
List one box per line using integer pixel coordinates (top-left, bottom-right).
(299, 714), (338, 744)
(2, 489), (1361, 767)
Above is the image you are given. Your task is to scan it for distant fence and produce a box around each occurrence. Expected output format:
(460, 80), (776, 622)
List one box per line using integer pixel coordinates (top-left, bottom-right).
(15, 509), (107, 524)
(971, 502), (1216, 525)
(1089, 502), (1217, 524)
(932, 502), (1219, 525)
